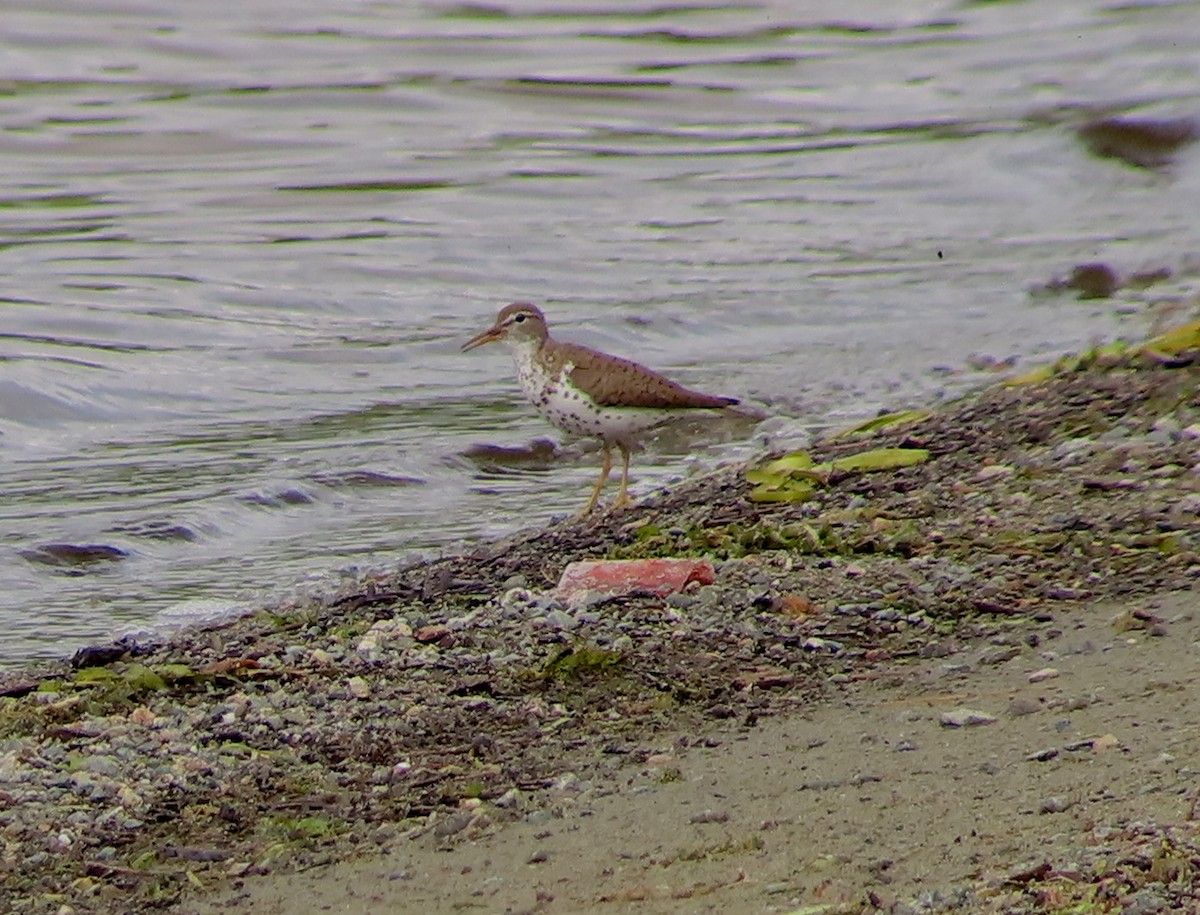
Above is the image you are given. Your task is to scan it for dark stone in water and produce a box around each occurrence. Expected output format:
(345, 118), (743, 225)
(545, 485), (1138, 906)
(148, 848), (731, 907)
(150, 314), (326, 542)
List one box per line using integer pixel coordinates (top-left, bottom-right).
(1067, 263), (1120, 300)
(71, 644), (129, 669)
(108, 520), (198, 542)
(462, 437), (560, 467)
(240, 488), (314, 507)
(1078, 116), (1198, 169)
(20, 543), (130, 566)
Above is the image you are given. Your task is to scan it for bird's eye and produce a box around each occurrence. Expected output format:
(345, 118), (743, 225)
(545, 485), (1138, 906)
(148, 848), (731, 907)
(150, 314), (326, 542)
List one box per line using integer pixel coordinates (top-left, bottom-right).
(514, 314), (526, 323)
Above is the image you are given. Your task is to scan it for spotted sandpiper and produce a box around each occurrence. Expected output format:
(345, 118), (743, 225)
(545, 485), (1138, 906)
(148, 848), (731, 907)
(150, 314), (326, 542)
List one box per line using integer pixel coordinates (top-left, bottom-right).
(462, 302), (738, 514)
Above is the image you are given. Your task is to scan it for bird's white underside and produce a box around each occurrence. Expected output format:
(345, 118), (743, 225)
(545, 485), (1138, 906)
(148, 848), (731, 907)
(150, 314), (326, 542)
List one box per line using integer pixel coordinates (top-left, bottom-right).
(509, 341), (668, 445)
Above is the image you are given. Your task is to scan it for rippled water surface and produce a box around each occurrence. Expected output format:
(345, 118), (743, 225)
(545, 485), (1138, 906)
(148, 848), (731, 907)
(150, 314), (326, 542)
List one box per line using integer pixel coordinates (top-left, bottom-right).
(2, 0), (1198, 664)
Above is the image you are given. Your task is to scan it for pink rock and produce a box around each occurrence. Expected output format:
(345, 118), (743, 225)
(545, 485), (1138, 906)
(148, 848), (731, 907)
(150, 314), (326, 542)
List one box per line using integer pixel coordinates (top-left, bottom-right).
(553, 558), (715, 604)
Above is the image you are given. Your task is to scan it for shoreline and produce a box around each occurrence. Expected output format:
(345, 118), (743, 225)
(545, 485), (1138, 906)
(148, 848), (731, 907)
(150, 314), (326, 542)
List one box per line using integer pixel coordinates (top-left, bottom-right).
(1, 322), (1197, 914)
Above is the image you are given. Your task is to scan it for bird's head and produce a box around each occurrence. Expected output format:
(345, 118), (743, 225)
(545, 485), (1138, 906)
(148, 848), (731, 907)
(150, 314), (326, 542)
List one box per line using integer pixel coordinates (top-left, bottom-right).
(461, 302), (549, 352)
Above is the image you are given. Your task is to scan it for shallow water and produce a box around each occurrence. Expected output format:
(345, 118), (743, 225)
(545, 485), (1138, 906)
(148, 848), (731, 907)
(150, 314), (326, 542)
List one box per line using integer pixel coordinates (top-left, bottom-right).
(1, 0), (1198, 665)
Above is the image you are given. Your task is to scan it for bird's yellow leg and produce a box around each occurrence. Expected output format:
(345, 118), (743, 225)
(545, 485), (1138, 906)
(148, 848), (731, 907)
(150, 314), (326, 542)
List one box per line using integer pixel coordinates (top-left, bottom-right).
(579, 443), (613, 516)
(611, 443), (634, 510)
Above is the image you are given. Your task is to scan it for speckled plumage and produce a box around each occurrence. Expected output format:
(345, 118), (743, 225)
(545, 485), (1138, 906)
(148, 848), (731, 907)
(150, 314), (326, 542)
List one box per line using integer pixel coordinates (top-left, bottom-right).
(462, 302), (737, 514)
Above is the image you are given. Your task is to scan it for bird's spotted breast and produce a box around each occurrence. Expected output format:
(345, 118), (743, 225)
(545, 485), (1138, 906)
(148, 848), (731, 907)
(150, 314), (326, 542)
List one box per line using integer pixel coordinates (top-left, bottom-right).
(513, 352), (667, 442)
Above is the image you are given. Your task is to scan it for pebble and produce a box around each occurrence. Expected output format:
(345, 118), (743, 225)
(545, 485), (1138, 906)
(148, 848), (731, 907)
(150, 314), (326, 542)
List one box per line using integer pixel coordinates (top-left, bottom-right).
(1028, 667), (1060, 683)
(432, 812), (473, 838)
(494, 788), (523, 809)
(1052, 437), (1098, 461)
(940, 708), (998, 728)
(689, 809), (729, 824)
(551, 772), (582, 792)
(84, 755), (120, 777)
(980, 646), (1021, 665)
(977, 464), (1015, 480)
(1039, 796), (1073, 814)
(1007, 697), (1042, 717)
(801, 637), (843, 652)
(414, 624), (451, 644)
(538, 610), (579, 631)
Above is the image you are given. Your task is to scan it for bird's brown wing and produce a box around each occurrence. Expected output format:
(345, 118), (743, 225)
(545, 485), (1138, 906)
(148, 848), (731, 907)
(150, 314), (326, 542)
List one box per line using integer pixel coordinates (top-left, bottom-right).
(548, 341), (737, 410)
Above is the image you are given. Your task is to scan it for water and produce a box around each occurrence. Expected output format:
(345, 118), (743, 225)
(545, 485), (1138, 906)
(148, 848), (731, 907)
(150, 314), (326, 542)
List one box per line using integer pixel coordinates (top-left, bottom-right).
(2, 0), (1198, 665)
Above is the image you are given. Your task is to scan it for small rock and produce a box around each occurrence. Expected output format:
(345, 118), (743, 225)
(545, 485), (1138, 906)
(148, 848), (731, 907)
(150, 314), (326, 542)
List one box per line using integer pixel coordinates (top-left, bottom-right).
(1039, 796), (1072, 814)
(611, 635), (634, 653)
(1065, 262), (1119, 299)
(551, 772), (581, 792)
(347, 676), (371, 699)
(801, 637), (843, 652)
(922, 641), (958, 659)
(689, 809), (729, 824)
(415, 624), (452, 644)
(977, 464), (1014, 480)
(1046, 586), (1089, 600)
(1052, 438), (1097, 461)
(940, 708), (998, 728)
(432, 812), (473, 838)
(1091, 733), (1121, 752)
(494, 788), (523, 810)
(980, 647), (1021, 666)
(1028, 667), (1059, 683)
(500, 587), (535, 610)
(1027, 748), (1059, 762)
(539, 609), (578, 631)
(1007, 697), (1042, 717)
(128, 706), (157, 727)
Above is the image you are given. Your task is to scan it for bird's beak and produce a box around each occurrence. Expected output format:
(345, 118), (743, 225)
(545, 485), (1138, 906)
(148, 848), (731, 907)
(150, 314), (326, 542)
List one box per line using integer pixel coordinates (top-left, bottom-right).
(461, 325), (503, 352)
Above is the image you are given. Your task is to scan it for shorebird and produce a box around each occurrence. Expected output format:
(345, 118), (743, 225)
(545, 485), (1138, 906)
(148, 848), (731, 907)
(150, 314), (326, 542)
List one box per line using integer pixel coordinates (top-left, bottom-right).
(462, 302), (738, 514)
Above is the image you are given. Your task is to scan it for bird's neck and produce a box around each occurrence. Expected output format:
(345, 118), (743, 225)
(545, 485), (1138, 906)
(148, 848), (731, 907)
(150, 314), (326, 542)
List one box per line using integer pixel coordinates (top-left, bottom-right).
(506, 333), (546, 359)
(505, 334), (550, 377)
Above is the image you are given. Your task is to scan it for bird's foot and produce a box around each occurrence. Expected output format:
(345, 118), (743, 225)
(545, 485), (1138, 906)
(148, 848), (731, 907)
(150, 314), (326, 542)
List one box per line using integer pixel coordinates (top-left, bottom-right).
(574, 497), (601, 519)
(609, 492), (635, 511)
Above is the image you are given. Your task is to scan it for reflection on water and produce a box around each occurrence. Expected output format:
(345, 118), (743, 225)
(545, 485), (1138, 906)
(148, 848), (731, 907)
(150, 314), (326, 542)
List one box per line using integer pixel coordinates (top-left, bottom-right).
(1, 0), (1198, 664)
